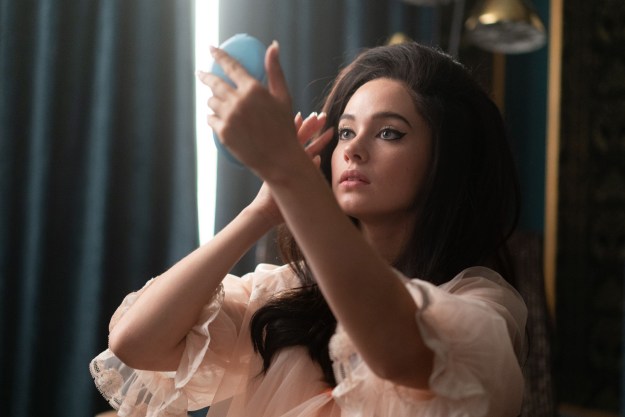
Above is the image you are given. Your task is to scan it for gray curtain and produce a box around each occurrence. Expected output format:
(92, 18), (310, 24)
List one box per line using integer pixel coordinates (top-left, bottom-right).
(0, 1), (198, 416)
(215, 0), (425, 275)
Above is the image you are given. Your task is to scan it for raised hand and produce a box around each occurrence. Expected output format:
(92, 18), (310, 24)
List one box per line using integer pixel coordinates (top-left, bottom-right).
(197, 41), (331, 177)
(249, 111), (333, 227)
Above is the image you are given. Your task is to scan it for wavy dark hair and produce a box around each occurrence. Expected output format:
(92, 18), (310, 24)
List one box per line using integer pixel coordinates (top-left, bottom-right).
(250, 42), (521, 386)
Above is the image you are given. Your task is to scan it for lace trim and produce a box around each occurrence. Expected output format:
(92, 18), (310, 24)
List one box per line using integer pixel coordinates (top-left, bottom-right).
(90, 282), (225, 417)
(90, 357), (125, 407)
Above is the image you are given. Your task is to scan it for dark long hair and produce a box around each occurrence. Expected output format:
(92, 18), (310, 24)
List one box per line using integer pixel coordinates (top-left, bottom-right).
(250, 42), (521, 386)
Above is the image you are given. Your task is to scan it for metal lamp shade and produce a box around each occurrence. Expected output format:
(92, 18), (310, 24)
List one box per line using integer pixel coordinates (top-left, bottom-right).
(465, 0), (546, 54)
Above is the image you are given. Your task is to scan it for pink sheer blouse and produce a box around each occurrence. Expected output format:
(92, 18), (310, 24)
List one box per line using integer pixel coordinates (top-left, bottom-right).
(90, 263), (527, 417)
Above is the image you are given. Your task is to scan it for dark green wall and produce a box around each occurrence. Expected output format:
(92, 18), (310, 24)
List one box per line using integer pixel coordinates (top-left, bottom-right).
(504, 0), (549, 233)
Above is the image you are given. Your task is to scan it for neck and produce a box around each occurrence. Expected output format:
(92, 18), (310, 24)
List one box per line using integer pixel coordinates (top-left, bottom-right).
(359, 213), (417, 265)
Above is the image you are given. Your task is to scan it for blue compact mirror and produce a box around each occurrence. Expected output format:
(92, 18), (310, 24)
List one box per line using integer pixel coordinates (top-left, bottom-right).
(210, 34), (267, 167)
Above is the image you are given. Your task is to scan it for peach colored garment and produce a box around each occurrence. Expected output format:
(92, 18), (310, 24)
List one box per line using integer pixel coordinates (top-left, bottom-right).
(90, 263), (527, 417)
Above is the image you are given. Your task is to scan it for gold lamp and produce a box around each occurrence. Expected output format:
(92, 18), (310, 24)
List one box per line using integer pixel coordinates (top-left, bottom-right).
(465, 0), (546, 54)
(387, 32), (413, 45)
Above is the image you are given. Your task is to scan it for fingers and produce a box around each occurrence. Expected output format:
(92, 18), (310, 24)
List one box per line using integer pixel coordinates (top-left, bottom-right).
(206, 113), (225, 136)
(295, 112), (334, 159)
(305, 127), (334, 157)
(294, 112), (304, 132)
(198, 71), (233, 123)
(209, 46), (253, 88)
(206, 95), (226, 117)
(265, 41), (291, 107)
(297, 112), (326, 146)
(197, 70), (236, 100)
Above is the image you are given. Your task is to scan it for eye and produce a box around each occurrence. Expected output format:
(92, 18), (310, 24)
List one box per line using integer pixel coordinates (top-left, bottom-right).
(338, 127), (356, 141)
(378, 127), (406, 141)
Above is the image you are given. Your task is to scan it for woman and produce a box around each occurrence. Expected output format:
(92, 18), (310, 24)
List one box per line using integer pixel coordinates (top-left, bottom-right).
(90, 41), (527, 417)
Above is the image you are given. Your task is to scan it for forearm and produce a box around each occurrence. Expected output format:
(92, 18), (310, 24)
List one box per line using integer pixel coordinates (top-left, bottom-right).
(109, 205), (272, 371)
(265, 153), (433, 388)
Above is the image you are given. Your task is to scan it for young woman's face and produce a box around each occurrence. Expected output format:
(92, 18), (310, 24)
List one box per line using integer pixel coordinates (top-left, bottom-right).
(331, 78), (433, 224)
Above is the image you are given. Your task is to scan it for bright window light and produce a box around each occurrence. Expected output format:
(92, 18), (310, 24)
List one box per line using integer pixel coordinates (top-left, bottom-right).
(194, 0), (219, 244)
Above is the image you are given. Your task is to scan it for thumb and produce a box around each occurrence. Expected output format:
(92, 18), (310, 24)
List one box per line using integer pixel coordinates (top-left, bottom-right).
(265, 41), (291, 106)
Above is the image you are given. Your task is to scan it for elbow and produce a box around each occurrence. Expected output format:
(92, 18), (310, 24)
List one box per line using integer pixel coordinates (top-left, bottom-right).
(108, 325), (182, 371)
(108, 325), (143, 369)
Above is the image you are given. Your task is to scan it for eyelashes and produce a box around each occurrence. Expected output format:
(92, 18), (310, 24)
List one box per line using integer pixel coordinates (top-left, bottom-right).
(337, 127), (407, 141)
(338, 127), (355, 140)
(378, 128), (406, 141)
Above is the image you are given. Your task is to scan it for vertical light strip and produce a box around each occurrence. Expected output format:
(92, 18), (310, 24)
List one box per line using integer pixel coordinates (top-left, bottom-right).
(545, 0), (563, 321)
(194, 0), (219, 244)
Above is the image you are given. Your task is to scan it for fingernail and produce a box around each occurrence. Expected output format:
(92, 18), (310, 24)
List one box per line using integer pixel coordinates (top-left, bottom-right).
(271, 40), (280, 53)
(318, 112), (327, 119)
(195, 70), (210, 83)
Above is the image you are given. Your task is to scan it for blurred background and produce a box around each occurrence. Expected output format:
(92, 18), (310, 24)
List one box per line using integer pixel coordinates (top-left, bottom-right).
(0, 0), (623, 416)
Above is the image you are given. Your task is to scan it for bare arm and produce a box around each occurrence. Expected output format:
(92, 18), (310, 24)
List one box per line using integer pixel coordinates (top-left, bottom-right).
(108, 112), (331, 372)
(268, 153), (433, 389)
(205, 43), (433, 389)
(108, 204), (272, 371)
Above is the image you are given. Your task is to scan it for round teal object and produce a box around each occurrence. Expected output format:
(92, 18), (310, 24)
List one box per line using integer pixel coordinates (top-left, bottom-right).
(211, 34), (267, 167)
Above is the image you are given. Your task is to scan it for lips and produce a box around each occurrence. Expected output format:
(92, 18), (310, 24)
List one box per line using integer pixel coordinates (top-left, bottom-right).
(339, 169), (370, 184)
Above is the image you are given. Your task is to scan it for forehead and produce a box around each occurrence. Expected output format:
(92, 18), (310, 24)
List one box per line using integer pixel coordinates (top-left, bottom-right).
(344, 78), (417, 115)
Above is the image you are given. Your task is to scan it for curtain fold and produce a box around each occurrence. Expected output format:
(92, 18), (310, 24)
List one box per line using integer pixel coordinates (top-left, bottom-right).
(0, 1), (198, 416)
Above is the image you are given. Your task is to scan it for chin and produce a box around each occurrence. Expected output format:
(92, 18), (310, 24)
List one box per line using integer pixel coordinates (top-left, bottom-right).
(336, 199), (362, 215)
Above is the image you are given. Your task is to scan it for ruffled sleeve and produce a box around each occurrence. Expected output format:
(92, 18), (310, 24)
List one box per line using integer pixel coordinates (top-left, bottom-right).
(330, 266), (527, 417)
(90, 263), (299, 417)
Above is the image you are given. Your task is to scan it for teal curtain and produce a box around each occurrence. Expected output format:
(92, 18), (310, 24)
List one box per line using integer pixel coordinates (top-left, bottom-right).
(0, 1), (198, 416)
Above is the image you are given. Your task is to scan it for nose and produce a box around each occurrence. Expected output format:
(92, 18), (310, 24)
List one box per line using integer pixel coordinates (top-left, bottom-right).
(343, 135), (368, 163)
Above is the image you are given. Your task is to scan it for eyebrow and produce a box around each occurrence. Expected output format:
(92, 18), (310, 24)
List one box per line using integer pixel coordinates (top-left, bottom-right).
(338, 112), (413, 128)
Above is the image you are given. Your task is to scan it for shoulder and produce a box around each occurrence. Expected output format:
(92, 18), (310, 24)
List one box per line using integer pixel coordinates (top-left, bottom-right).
(227, 263), (301, 301)
(250, 263), (301, 288)
(442, 266), (526, 322)
(398, 266), (524, 312)
(444, 266), (517, 293)
(401, 266), (527, 359)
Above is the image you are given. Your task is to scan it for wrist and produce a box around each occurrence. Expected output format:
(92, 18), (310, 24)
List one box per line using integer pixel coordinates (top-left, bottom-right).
(262, 149), (317, 189)
(240, 204), (281, 232)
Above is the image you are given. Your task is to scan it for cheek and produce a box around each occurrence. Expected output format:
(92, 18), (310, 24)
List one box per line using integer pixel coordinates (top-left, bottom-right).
(392, 153), (430, 199)
(330, 148), (343, 182)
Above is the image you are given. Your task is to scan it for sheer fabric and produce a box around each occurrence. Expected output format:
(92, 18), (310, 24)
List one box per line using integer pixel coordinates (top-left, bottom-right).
(90, 264), (527, 417)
